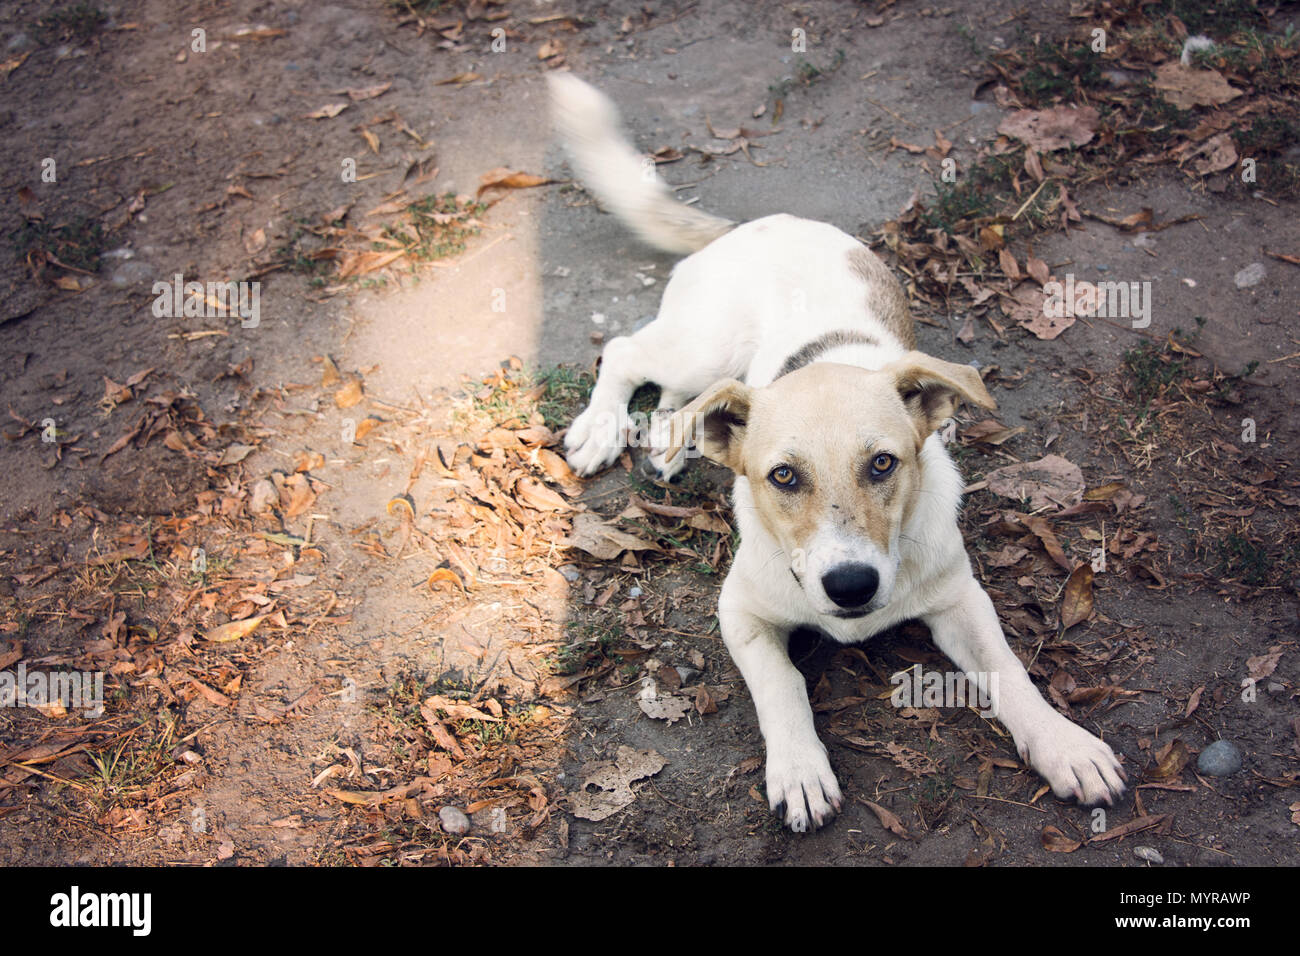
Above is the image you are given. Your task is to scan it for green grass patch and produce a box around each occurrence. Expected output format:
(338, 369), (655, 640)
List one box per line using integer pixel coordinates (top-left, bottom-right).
(11, 215), (103, 272)
(34, 3), (106, 44)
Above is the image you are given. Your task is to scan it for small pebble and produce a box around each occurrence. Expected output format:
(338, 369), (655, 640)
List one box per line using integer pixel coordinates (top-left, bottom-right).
(557, 564), (580, 583)
(1196, 740), (1243, 777)
(675, 666), (701, 683)
(1234, 263), (1266, 289)
(1134, 846), (1164, 864)
(629, 586), (643, 598)
(439, 806), (471, 836)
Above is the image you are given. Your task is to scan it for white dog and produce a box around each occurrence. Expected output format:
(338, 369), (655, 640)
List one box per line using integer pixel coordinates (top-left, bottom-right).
(550, 74), (1126, 832)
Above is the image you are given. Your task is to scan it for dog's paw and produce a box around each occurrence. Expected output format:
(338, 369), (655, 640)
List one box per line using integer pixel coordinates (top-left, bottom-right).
(641, 445), (687, 482)
(765, 740), (843, 832)
(1019, 717), (1127, 806)
(564, 406), (624, 477)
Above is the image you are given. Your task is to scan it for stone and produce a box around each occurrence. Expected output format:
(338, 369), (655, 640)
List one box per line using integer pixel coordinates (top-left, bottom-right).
(1196, 739), (1242, 776)
(439, 806), (471, 836)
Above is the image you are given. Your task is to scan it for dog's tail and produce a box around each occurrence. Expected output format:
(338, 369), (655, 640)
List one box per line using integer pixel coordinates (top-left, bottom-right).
(547, 73), (735, 255)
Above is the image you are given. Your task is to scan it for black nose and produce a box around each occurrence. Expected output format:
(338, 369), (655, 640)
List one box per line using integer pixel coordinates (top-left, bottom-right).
(821, 563), (879, 608)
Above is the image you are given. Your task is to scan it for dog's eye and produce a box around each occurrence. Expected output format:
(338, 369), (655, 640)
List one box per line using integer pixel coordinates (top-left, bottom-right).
(869, 453), (897, 479)
(769, 465), (798, 488)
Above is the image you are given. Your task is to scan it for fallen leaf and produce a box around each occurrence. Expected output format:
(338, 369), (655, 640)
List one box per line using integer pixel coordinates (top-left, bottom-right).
(476, 167), (554, 197)
(1246, 645), (1283, 683)
(436, 72), (481, 86)
(343, 82), (391, 101)
(986, 455), (1085, 510)
(334, 379), (364, 408)
(204, 614), (269, 643)
(861, 798), (911, 839)
(568, 746), (666, 821)
(303, 103), (349, 120)
(1041, 824), (1082, 852)
(1148, 739), (1191, 781)
(1188, 132), (1238, 175)
(998, 105), (1099, 152)
(1060, 563), (1094, 630)
(1003, 284), (1074, 340)
(1152, 62), (1241, 110)
(564, 512), (661, 561)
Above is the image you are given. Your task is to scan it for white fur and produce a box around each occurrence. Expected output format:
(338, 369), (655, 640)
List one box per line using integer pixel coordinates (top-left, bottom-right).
(553, 76), (1126, 832)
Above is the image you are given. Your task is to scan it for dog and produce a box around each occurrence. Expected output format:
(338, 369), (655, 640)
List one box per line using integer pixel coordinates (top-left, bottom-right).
(549, 74), (1126, 832)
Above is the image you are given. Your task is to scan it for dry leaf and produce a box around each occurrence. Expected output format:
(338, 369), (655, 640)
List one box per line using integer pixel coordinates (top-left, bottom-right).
(861, 798), (910, 839)
(303, 103), (349, 120)
(204, 614), (269, 643)
(564, 512), (660, 560)
(998, 105), (1099, 152)
(568, 746), (666, 821)
(1060, 563), (1094, 630)
(1152, 63), (1241, 110)
(334, 379), (364, 408)
(476, 167), (554, 197)
(1041, 824), (1082, 852)
(986, 455), (1085, 510)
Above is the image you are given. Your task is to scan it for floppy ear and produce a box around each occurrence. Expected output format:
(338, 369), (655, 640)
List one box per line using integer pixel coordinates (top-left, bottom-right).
(665, 379), (753, 474)
(890, 351), (996, 435)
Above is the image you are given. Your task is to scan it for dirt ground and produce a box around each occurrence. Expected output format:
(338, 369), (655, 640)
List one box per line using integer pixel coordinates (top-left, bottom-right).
(1, 0), (1297, 867)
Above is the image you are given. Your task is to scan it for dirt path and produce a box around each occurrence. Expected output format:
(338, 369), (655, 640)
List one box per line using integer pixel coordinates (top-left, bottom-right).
(1, 0), (1297, 867)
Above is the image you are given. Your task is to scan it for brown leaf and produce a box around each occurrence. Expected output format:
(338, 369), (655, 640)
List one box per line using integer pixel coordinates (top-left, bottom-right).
(515, 476), (572, 512)
(564, 512), (661, 561)
(1021, 515), (1073, 572)
(343, 82), (391, 101)
(303, 103), (349, 120)
(861, 798), (911, 839)
(1152, 63), (1241, 110)
(436, 71), (481, 86)
(998, 248), (1021, 281)
(1003, 285), (1074, 340)
(1060, 563), (1094, 631)
(1246, 645), (1283, 683)
(986, 455), (1085, 510)
(204, 614), (269, 643)
(334, 379), (364, 408)
(1041, 824), (1082, 852)
(1088, 813), (1169, 843)
(1148, 739), (1191, 781)
(1189, 132), (1238, 175)
(568, 747), (666, 821)
(476, 167), (554, 197)
(998, 105), (1099, 152)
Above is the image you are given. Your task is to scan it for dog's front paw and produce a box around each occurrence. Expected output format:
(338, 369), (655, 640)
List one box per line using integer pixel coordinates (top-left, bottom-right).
(765, 740), (843, 832)
(564, 406), (623, 477)
(1019, 717), (1127, 806)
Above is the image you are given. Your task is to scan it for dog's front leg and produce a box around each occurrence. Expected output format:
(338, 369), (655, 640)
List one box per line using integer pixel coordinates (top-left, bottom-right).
(923, 573), (1126, 804)
(721, 585), (842, 831)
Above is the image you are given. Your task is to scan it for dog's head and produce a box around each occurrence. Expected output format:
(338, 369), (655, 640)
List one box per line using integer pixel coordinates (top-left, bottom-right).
(668, 355), (994, 617)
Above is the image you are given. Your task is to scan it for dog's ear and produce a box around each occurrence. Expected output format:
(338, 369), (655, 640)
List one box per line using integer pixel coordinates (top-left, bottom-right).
(889, 351), (996, 436)
(666, 379), (753, 474)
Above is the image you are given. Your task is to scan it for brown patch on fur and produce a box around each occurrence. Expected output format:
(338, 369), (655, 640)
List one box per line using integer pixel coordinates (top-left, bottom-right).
(776, 329), (880, 379)
(847, 246), (915, 349)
